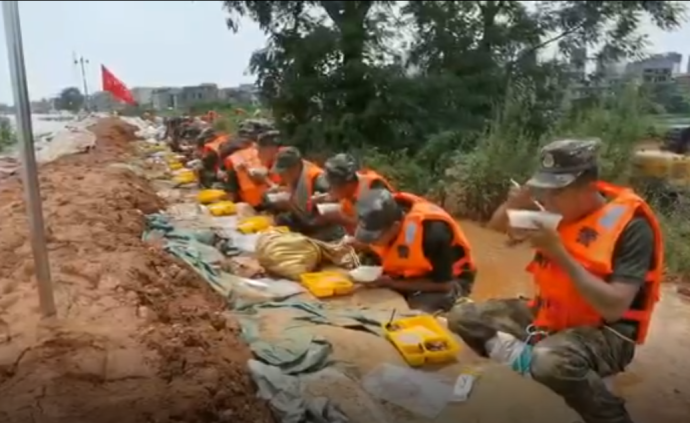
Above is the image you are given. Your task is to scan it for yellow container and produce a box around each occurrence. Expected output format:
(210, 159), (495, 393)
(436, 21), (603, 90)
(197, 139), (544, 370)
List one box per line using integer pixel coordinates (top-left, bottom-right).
(237, 216), (273, 234)
(173, 170), (197, 185)
(207, 201), (237, 216)
(168, 161), (183, 170)
(300, 271), (354, 298)
(383, 315), (460, 367)
(197, 189), (227, 205)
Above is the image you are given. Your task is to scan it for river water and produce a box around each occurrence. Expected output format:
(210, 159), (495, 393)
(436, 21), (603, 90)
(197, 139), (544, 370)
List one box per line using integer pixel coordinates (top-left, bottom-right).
(4, 113), (75, 137)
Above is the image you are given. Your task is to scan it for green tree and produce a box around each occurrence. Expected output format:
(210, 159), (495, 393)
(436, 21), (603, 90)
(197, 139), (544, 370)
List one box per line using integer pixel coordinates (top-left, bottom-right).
(55, 87), (84, 113)
(648, 81), (690, 115)
(221, 0), (685, 189)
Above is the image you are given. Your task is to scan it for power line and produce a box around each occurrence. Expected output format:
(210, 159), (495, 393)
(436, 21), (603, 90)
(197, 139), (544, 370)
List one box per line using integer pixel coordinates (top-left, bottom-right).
(74, 54), (90, 111)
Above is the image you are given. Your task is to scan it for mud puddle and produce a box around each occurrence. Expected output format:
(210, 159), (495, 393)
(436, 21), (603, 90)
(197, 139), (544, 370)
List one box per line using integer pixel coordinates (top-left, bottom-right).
(462, 220), (690, 422)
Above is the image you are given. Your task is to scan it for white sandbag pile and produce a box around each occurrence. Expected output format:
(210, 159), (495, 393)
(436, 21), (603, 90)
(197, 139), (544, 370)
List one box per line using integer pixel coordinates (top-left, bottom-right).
(0, 113), (102, 179)
(35, 117), (99, 163)
(121, 116), (166, 141)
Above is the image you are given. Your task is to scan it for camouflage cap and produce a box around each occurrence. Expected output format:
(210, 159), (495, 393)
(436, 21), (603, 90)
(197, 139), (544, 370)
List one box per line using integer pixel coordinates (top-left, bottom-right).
(257, 130), (282, 148)
(196, 127), (217, 145)
(526, 138), (601, 189)
(272, 146), (302, 174)
(354, 189), (402, 243)
(324, 153), (359, 186)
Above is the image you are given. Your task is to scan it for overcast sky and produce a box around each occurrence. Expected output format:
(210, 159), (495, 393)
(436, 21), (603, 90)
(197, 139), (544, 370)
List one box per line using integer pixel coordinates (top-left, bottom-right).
(0, 1), (688, 104)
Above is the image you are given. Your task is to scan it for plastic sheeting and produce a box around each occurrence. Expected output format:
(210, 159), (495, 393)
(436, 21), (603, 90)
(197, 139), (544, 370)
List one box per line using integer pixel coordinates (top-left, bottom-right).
(0, 114), (102, 176)
(121, 116), (164, 140)
(35, 125), (97, 163)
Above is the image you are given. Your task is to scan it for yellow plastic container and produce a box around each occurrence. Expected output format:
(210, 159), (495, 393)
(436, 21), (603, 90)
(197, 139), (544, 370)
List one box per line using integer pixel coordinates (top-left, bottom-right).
(197, 189), (227, 205)
(383, 315), (460, 366)
(300, 271), (354, 298)
(207, 201), (237, 216)
(173, 169), (197, 185)
(237, 216), (273, 234)
(168, 161), (183, 170)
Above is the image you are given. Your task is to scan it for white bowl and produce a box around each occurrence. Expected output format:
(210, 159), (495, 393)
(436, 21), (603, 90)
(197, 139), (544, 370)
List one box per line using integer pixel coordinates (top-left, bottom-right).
(316, 203), (342, 214)
(248, 167), (268, 178)
(507, 209), (562, 230)
(267, 192), (290, 202)
(349, 266), (383, 283)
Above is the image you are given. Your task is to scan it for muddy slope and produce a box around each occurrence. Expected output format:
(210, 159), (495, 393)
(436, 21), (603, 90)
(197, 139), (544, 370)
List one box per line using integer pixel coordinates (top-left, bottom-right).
(0, 119), (274, 423)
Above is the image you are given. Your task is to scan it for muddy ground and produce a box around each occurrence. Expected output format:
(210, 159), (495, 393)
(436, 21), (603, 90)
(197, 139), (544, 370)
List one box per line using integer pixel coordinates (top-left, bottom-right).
(462, 222), (690, 422)
(0, 119), (274, 423)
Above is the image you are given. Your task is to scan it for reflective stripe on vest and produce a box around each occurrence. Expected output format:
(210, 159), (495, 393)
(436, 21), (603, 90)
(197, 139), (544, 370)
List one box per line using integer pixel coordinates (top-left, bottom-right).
(229, 146), (267, 207)
(292, 162), (323, 214)
(527, 181), (663, 344)
(370, 192), (475, 279)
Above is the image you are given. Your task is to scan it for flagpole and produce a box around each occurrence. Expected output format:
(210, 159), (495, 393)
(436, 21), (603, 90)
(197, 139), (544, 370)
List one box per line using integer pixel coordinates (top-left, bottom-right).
(2, 0), (56, 317)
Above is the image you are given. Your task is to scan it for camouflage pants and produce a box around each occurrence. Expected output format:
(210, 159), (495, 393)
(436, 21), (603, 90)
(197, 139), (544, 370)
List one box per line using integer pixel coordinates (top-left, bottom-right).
(447, 298), (636, 423)
(405, 274), (475, 314)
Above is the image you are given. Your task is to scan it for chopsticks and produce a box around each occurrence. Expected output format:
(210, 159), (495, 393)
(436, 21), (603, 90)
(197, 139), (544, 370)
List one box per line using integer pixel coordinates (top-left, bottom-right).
(510, 179), (545, 211)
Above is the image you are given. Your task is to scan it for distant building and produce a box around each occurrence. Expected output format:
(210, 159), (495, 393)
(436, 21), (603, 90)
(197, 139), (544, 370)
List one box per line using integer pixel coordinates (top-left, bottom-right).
(675, 73), (690, 92)
(625, 52), (682, 83)
(151, 87), (181, 110)
(219, 83), (258, 105)
(177, 83), (219, 109)
(568, 47), (587, 82)
(30, 98), (54, 114)
(151, 84), (219, 111)
(131, 87), (155, 107)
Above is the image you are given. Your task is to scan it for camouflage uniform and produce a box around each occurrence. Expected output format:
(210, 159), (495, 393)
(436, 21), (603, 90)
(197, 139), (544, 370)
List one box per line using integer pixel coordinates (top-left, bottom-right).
(448, 139), (638, 423)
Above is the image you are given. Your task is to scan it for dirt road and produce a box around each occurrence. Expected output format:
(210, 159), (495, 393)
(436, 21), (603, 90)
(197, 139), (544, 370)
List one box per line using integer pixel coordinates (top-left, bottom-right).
(462, 221), (690, 422)
(0, 119), (273, 423)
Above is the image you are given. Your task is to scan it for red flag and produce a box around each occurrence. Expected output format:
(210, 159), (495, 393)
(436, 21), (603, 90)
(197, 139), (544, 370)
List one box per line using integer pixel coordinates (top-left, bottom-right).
(101, 65), (135, 105)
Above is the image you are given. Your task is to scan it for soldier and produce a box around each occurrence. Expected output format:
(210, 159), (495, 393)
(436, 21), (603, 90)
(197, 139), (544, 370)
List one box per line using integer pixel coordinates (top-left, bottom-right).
(448, 138), (663, 423)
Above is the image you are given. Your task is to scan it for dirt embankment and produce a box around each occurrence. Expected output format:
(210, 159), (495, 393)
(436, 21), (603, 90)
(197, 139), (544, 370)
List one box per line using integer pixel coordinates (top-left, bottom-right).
(0, 119), (274, 423)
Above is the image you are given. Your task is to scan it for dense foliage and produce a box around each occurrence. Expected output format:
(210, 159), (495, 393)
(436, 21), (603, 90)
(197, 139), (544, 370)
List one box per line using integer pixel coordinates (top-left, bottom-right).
(222, 1), (690, 272)
(0, 117), (15, 153)
(54, 87), (85, 113)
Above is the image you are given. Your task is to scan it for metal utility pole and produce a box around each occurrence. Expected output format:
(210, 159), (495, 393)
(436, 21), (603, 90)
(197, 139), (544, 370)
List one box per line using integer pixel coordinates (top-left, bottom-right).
(74, 54), (90, 111)
(2, 0), (56, 318)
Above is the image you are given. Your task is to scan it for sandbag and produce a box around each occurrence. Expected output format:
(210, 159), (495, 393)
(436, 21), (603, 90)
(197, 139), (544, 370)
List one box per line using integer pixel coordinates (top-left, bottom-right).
(311, 238), (359, 269)
(255, 230), (359, 280)
(256, 230), (322, 280)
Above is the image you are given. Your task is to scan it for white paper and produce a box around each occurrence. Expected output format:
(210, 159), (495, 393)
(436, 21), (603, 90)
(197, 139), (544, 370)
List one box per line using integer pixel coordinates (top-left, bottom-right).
(450, 374), (476, 402)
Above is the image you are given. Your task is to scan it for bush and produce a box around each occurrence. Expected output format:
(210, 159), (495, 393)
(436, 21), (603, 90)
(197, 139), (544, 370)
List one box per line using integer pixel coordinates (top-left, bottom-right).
(0, 118), (16, 153)
(366, 83), (689, 276)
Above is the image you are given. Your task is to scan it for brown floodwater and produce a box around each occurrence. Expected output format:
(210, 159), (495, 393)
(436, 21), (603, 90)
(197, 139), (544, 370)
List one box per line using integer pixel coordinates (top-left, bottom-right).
(461, 220), (690, 422)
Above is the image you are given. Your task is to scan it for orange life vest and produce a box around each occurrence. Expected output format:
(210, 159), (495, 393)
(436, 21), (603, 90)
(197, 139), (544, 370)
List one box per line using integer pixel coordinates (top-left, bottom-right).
(526, 181), (663, 344)
(203, 135), (227, 155)
(226, 146), (269, 207)
(290, 161), (324, 214)
(370, 192), (475, 279)
(340, 170), (394, 234)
